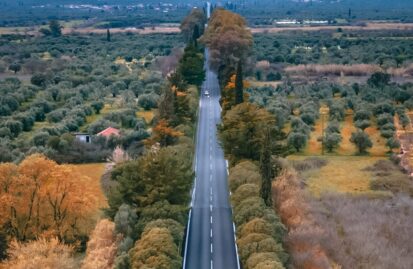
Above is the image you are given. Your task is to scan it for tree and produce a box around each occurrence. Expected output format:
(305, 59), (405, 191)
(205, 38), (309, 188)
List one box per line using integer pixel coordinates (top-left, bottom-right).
(288, 132), (307, 152)
(149, 119), (183, 147)
(350, 130), (372, 154)
(4, 120), (23, 137)
(386, 137), (400, 152)
(91, 101), (104, 114)
(180, 9), (206, 43)
(8, 63), (21, 74)
(260, 129), (273, 207)
(49, 20), (62, 37)
(201, 9), (253, 85)
(0, 155), (97, 241)
(107, 145), (193, 218)
(31, 73), (47, 87)
(323, 132), (342, 152)
(129, 228), (181, 269)
(1, 237), (77, 269)
(219, 103), (274, 161)
(235, 61), (244, 105)
(355, 119), (371, 130)
(107, 28), (111, 42)
(178, 44), (205, 87)
(367, 72), (390, 89)
(81, 219), (118, 269)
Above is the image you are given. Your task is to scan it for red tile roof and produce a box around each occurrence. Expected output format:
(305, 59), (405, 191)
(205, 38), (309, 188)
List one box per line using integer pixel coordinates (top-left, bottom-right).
(97, 127), (120, 137)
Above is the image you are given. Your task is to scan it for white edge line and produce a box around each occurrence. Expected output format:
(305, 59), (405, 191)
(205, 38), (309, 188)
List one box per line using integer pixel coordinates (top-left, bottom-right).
(183, 209), (192, 269)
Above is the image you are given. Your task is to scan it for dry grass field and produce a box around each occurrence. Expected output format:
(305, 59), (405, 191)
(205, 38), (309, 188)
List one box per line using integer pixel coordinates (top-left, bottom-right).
(70, 163), (108, 228)
(137, 109), (156, 124)
(289, 155), (389, 197)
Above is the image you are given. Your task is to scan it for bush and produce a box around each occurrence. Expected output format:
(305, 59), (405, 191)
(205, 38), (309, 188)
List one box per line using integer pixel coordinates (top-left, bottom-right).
(350, 130), (372, 154)
(288, 132), (308, 152)
(31, 73), (48, 86)
(138, 93), (158, 110)
(32, 132), (50, 146)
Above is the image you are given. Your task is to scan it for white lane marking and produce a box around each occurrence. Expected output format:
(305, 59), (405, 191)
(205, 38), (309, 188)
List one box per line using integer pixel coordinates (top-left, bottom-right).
(226, 168), (229, 176)
(210, 163), (213, 170)
(226, 160), (229, 168)
(211, 260), (213, 269)
(210, 243), (213, 253)
(183, 209), (192, 269)
(210, 216), (212, 224)
(210, 228), (212, 238)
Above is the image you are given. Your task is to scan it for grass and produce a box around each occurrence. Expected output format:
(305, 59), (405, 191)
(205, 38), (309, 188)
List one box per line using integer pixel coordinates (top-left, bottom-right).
(70, 163), (108, 220)
(289, 155), (390, 197)
(137, 109), (156, 124)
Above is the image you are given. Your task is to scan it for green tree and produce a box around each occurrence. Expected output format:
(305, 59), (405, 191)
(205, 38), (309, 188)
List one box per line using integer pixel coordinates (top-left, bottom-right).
(180, 9), (206, 43)
(9, 62), (21, 74)
(219, 103), (274, 161)
(350, 130), (373, 154)
(107, 28), (111, 42)
(91, 101), (104, 114)
(323, 132), (342, 152)
(49, 20), (62, 37)
(288, 132), (307, 152)
(107, 144), (193, 218)
(260, 129), (273, 206)
(386, 137), (400, 152)
(178, 44), (205, 87)
(235, 61), (244, 105)
(367, 72), (390, 89)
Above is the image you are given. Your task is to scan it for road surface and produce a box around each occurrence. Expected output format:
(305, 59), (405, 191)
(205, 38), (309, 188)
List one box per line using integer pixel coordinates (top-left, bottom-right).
(183, 51), (239, 269)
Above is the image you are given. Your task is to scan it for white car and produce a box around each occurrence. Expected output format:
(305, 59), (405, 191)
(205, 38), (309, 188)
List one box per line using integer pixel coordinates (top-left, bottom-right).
(205, 90), (210, 96)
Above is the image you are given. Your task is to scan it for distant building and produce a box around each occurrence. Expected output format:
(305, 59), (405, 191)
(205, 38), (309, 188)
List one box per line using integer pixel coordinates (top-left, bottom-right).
(74, 132), (91, 143)
(97, 127), (120, 138)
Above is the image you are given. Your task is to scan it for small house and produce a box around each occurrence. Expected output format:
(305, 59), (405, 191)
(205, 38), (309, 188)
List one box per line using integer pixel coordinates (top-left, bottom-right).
(74, 132), (91, 143)
(97, 127), (120, 138)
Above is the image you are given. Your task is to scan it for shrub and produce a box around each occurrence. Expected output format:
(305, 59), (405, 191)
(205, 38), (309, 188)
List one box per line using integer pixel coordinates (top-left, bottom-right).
(138, 93), (158, 110)
(350, 130), (372, 154)
(288, 132), (308, 152)
(32, 132), (50, 146)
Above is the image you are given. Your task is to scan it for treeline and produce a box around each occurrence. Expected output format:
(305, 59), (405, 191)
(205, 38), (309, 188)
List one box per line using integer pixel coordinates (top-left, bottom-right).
(253, 31), (413, 68)
(97, 9), (206, 269)
(202, 8), (289, 269)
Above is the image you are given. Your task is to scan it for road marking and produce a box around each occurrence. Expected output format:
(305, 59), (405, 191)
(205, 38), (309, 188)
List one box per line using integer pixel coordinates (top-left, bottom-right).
(211, 260), (213, 269)
(182, 209), (192, 269)
(226, 160), (229, 168)
(210, 216), (212, 224)
(210, 243), (213, 253)
(210, 204), (212, 212)
(210, 228), (212, 238)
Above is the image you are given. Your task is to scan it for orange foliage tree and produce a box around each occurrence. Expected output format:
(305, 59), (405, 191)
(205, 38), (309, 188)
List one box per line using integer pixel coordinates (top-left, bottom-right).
(0, 154), (97, 242)
(148, 119), (183, 147)
(81, 219), (119, 269)
(0, 237), (77, 269)
(221, 74), (250, 112)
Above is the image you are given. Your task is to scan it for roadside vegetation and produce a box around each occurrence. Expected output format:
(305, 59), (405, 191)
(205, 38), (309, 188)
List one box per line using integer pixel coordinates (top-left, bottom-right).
(0, 8), (205, 269)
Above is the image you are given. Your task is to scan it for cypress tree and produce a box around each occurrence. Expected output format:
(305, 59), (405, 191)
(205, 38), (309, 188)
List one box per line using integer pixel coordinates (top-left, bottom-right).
(192, 24), (200, 48)
(260, 128), (273, 207)
(107, 28), (111, 42)
(235, 61), (244, 105)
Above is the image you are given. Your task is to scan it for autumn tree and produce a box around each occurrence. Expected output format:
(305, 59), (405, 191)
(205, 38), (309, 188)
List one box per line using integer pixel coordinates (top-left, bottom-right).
(221, 74), (249, 112)
(129, 227), (181, 269)
(180, 9), (207, 44)
(1, 237), (77, 269)
(201, 9), (252, 85)
(0, 155), (96, 242)
(219, 103), (274, 162)
(150, 119), (183, 147)
(82, 219), (119, 269)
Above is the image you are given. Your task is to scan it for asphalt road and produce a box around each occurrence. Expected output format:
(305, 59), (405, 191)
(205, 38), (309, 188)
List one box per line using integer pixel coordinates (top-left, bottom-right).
(183, 51), (239, 269)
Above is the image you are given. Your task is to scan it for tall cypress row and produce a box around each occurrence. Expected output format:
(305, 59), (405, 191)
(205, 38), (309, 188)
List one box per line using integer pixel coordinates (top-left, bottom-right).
(235, 61), (244, 105)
